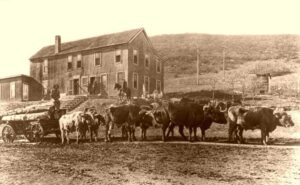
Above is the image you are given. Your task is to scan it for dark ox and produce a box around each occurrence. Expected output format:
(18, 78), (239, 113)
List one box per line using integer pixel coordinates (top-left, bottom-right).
(166, 100), (228, 142)
(227, 106), (294, 145)
(81, 113), (106, 142)
(137, 105), (156, 141)
(105, 104), (154, 142)
(152, 104), (172, 141)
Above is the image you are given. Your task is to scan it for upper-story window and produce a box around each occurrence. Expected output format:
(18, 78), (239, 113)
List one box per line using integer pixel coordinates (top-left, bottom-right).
(115, 50), (122, 63)
(156, 60), (161, 73)
(133, 50), (138, 65)
(145, 54), (150, 68)
(77, 54), (82, 68)
(94, 52), (102, 66)
(43, 59), (48, 74)
(67, 55), (72, 70)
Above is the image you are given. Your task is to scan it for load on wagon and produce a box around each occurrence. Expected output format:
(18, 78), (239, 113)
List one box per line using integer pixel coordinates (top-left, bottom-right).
(0, 105), (66, 143)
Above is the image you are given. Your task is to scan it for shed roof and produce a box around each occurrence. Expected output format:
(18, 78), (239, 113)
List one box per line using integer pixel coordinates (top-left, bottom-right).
(30, 28), (145, 60)
(0, 74), (40, 84)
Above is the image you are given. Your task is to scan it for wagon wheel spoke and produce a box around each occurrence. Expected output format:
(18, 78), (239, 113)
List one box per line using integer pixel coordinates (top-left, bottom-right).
(2, 124), (16, 143)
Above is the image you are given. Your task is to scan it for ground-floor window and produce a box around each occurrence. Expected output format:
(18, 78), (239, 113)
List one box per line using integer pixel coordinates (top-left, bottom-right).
(133, 73), (138, 89)
(117, 72), (125, 85)
(156, 80), (161, 92)
(144, 76), (149, 93)
(68, 80), (73, 95)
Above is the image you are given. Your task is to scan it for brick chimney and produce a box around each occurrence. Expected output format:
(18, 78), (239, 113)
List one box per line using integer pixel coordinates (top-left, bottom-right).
(55, 35), (61, 54)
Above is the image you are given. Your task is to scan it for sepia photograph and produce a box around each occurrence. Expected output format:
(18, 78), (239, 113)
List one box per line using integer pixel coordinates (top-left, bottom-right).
(0, 0), (300, 184)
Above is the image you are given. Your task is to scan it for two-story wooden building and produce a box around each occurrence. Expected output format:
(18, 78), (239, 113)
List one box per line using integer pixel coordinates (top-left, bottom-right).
(29, 28), (164, 97)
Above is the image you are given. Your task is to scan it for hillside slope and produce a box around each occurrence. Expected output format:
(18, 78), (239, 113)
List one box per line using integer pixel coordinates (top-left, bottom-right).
(151, 34), (300, 77)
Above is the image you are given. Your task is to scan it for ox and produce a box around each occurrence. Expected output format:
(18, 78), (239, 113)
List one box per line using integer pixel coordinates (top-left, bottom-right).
(165, 99), (228, 142)
(59, 111), (86, 144)
(105, 104), (141, 142)
(137, 105), (156, 141)
(81, 112), (106, 142)
(152, 103), (172, 141)
(227, 106), (294, 145)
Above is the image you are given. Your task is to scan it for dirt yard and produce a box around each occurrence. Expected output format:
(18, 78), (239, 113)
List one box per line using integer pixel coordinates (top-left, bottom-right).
(1, 140), (300, 185)
(1, 108), (300, 185)
(1, 132), (300, 185)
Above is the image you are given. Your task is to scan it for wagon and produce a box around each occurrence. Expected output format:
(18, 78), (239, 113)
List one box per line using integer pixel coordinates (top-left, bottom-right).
(0, 108), (66, 143)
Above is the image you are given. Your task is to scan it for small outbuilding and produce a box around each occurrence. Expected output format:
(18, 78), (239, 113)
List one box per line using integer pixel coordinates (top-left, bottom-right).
(0, 74), (43, 102)
(256, 73), (272, 94)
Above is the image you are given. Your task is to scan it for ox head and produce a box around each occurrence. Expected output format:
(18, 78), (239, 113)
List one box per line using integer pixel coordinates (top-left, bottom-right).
(138, 109), (156, 128)
(274, 110), (294, 127)
(207, 101), (228, 124)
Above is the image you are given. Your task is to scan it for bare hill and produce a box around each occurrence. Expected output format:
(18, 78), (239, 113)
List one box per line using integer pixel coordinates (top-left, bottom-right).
(151, 34), (300, 77)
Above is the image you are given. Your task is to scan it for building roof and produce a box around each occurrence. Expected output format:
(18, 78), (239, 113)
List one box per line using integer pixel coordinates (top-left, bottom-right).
(0, 74), (41, 83)
(30, 28), (145, 60)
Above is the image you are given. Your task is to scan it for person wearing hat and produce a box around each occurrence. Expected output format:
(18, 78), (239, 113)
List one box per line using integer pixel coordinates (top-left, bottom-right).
(51, 84), (60, 110)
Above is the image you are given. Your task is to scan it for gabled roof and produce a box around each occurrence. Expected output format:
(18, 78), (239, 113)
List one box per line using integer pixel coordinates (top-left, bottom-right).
(30, 28), (145, 60)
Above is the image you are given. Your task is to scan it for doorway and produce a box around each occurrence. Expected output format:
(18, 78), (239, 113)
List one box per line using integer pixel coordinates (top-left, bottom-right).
(73, 79), (79, 95)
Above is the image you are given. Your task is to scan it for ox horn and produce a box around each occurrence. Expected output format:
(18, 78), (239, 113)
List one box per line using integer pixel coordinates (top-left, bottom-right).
(218, 104), (228, 113)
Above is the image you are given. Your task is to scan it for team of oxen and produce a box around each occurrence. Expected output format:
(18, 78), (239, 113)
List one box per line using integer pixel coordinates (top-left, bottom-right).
(58, 98), (295, 145)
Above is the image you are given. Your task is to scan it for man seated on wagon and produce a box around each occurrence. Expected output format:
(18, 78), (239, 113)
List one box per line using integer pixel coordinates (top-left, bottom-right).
(51, 84), (60, 110)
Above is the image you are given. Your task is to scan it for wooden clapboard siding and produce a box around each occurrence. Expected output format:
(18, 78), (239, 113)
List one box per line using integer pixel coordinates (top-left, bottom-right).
(128, 31), (163, 97)
(0, 75), (43, 101)
(29, 28), (164, 97)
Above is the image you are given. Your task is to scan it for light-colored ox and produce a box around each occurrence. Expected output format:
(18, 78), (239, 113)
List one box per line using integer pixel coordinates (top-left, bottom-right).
(59, 111), (86, 144)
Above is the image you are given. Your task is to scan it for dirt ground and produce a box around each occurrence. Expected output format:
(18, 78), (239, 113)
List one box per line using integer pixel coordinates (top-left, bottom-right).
(1, 134), (300, 185)
(1, 110), (300, 185)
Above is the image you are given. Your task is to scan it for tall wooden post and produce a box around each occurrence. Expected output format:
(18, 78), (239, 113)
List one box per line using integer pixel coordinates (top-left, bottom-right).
(222, 49), (225, 83)
(197, 46), (199, 85)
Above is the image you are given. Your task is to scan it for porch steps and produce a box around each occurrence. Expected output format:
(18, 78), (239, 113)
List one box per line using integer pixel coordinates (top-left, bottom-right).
(61, 95), (88, 112)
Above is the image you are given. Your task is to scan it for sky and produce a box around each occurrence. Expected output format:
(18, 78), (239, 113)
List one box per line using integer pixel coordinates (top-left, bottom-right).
(0, 0), (300, 78)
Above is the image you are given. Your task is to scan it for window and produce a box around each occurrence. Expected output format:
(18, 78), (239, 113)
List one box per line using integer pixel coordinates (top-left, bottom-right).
(156, 80), (161, 92)
(117, 72), (125, 85)
(156, 60), (161, 73)
(43, 59), (48, 74)
(77, 54), (82, 68)
(67, 55), (72, 70)
(133, 50), (138, 65)
(95, 53), (102, 66)
(68, 80), (73, 95)
(23, 83), (29, 101)
(145, 54), (149, 68)
(133, 73), (138, 89)
(10, 82), (15, 99)
(144, 76), (150, 92)
(115, 50), (122, 63)
(81, 76), (88, 86)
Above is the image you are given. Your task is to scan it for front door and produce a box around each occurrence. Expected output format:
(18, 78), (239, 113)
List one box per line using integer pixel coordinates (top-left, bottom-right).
(73, 79), (79, 95)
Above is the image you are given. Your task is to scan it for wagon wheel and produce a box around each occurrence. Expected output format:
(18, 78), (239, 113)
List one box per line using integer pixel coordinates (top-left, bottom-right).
(24, 122), (44, 142)
(2, 124), (16, 143)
